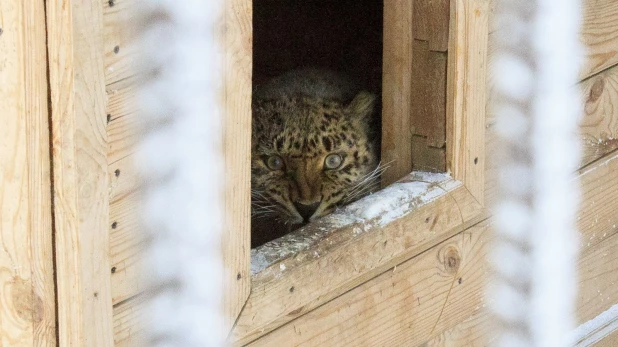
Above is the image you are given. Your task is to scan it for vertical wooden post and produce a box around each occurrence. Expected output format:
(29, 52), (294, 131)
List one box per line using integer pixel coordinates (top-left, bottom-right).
(46, 0), (114, 345)
(446, 0), (489, 204)
(381, 0), (414, 186)
(223, 0), (253, 332)
(0, 0), (57, 345)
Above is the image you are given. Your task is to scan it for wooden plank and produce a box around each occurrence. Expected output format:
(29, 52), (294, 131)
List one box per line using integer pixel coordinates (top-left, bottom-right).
(593, 328), (618, 347)
(231, 177), (485, 345)
(423, 310), (493, 347)
(410, 39), (447, 172)
(485, 47), (618, 205)
(46, 0), (115, 345)
(423, 222), (618, 347)
(105, 0), (254, 328)
(411, 136), (447, 172)
(110, 192), (143, 305)
(411, 41), (447, 148)
(114, 149), (618, 346)
(222, 0), (253, 332)
(580, 0), (618, 80)
(0, 1), (56, 345)
(446, 0), (489, 204)
(109, 154), (139, 205)
(107, 83), (139, 166)
(103, 0), (140, 87)
(243, 150), (618, 346)
(413, 0), (450, 51)
(489, 0), (618, 81)
(381, 0), (414, 186)
(579, 65), (618, 165)
(249, 222), (492, 347)
(577, 219), (618, 323)
(103, 0), (142, 310)
(113, 296), (144, 347)
(573, 306), (618, 347)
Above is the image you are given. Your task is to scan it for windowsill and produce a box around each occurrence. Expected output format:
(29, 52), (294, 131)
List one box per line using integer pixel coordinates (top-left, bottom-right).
(251, 171), (458, 278)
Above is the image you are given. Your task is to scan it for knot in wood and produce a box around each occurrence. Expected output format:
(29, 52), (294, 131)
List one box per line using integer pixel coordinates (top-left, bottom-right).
(443, 246), (461, 275)
(588, 78), (605, 104)
(10, 276), (42, 323)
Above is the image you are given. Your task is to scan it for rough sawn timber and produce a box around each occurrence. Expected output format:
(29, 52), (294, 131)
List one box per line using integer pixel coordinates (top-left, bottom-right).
(248, 150), (618, 346)
(230, 176), (485, 345)
(46, 0), (115, 345)
(0, 0), (56, 345)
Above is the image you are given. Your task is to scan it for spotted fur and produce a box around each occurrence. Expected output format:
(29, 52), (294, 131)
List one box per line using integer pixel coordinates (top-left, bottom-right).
(251, 69), (381, 230)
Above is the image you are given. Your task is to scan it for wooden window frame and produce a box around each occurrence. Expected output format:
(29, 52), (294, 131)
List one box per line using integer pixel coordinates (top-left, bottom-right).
(229, 0), (489, 345)
(38, 0), (487, 343)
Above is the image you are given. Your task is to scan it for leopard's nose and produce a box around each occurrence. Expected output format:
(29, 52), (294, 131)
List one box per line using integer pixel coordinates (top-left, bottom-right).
(293, 201), (320, 222)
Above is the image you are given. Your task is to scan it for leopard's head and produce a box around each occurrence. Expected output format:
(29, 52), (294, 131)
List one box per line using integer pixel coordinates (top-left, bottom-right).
(251, 91), (380, 225)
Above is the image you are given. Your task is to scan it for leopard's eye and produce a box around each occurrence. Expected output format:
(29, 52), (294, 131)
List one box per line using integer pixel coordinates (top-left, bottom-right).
(266, 155), (284, 171)
(324, 154), (343, 170)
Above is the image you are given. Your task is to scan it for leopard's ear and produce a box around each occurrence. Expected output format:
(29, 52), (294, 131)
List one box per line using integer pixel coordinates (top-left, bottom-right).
(346, 91), (376, 120)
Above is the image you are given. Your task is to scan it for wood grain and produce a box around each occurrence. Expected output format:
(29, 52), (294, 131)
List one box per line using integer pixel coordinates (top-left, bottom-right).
(102, 0), (144, 311)
(103, 0), (140, 87)
(248, 150), (618, 346)
(231, 178), (485, 345)
(411, 136), (447, 173)
(381, 0), (414, 186)
(422, 229), (618, 347)
(113, 296), (145, 347)
(222, 0), (253, 332)
(485, 42), (618, 206)
(0, 1), (56, 345)
(249, 222), (492, 347)
(413, 0), (450, 52)
(580, 0), (618, 80)
(107, 83), (139, 166)
(423, 310), (493, 347)
(110, 192), (143, 305)
(489, 0), (618, 81)
(579, 65), (618, 165)
(593, 328), (618, 347)
(410, 39), (448, 172)
(446, 0), (489, 204)
(103, 0), (254, 333)
(46, 0), (115, 345)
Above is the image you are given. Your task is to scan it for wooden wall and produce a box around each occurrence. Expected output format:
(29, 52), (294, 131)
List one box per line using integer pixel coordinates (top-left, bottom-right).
(2, 0), (617, 345)
(103, 1), (143, 345)
(102, 0), (618, 345)
(242, 0), (618, 345)
(410, 0), (449, 173)
(107, 0), (253, 345)
(0, 1), (56, 345)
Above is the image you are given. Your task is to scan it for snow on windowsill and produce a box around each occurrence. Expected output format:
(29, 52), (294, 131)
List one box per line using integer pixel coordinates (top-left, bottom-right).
(251, 171), (458, 276)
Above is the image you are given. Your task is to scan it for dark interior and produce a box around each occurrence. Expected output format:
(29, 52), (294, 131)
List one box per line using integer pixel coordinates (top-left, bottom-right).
(253, 0), (383, 93)
(251, 0), (384, 248)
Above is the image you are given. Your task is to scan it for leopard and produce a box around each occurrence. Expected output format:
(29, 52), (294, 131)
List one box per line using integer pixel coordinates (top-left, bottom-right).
(251, 69), (383, 247)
